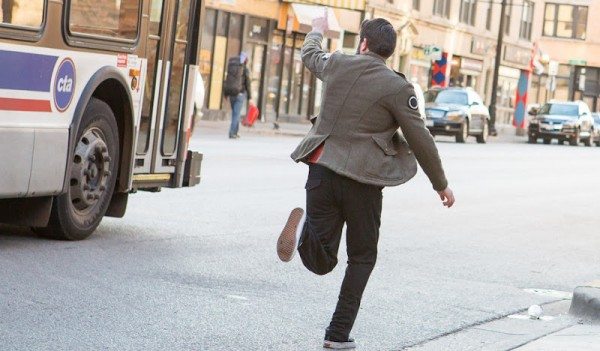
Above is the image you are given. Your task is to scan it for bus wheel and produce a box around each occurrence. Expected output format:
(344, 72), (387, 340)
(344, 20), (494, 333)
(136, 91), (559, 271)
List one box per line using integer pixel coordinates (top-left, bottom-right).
(38, 98), (119, 240)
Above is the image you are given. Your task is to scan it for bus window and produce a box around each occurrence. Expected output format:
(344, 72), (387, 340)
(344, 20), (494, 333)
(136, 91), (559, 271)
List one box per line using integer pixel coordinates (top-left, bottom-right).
(0, 0), (44, 28)
(162, 0), (191, 156)
(69, 0), (140, 40)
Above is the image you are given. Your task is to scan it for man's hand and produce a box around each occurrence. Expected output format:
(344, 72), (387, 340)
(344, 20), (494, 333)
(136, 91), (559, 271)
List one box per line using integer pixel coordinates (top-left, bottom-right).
(437, 187), (455, 208)
(311, 8), (329, 34)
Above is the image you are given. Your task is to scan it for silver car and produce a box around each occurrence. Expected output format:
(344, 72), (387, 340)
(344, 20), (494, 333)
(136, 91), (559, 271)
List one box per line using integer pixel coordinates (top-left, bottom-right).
(424, 88), (490, 144)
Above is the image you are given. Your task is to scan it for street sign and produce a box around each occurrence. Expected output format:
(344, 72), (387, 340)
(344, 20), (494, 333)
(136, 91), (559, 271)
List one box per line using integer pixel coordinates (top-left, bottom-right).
(424, 45), (442, 61)
(568, 59), (587, 66)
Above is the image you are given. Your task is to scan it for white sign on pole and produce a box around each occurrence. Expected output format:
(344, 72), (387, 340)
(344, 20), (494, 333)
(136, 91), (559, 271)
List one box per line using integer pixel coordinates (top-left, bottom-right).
(548, 60), (559, 76)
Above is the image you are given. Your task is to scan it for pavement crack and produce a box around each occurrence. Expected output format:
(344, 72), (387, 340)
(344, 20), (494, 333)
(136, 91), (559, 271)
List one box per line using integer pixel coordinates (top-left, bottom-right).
(399, 299), (564, 350)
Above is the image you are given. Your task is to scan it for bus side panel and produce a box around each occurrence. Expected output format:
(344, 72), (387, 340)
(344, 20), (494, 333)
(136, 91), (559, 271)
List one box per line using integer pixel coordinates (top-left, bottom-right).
(28, 129), (68, 197)
(0, 128), (34, 198)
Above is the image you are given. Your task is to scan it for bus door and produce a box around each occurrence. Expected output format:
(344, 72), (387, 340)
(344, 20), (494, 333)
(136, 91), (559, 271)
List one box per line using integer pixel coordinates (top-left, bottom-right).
(134, 0), (198, 186)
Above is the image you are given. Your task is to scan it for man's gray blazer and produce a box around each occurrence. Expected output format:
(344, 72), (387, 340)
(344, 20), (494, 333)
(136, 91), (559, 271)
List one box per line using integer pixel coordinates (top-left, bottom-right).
(290, 32), (448, 191)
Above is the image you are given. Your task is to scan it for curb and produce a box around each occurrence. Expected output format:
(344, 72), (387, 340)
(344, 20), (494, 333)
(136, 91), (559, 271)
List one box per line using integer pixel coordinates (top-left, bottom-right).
(569, 281), (600, 323)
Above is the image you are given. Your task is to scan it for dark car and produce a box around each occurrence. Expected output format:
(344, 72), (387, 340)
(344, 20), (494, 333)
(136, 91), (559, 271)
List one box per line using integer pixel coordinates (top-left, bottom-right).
(528, 101), (594, 146)
(424, 88), (489, 143)
(592, 113), (600, 146)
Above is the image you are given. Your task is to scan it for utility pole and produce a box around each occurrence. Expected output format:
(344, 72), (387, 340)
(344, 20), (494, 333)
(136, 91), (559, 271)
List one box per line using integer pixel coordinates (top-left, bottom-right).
(489, 0), (508, 136)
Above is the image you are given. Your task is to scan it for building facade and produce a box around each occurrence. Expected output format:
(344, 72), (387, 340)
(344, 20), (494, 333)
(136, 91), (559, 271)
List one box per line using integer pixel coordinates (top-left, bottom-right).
(199, 0), (599, 125)
(531, 0), (599, 112)
(404, 0), (536, 125)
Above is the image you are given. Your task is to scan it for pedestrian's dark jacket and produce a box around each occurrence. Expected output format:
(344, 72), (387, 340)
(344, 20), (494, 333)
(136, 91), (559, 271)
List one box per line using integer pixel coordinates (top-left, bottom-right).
(242, 65), (251, 100)
(290, 32), (448, 190)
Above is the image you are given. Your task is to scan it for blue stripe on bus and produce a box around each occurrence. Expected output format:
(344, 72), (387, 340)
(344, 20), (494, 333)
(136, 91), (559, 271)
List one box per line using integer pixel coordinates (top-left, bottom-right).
(0, 51), (58, 92)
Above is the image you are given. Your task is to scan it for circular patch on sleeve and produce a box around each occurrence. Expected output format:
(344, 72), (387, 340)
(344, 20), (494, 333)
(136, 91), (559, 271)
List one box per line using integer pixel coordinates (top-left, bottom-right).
(408, 95), (419, 110)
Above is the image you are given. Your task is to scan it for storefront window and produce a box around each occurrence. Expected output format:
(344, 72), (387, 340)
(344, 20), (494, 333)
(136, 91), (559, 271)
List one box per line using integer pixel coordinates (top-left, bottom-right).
(247, 17), (269, 42)
(227, 13), (242, 58)
(266, 32), (284, 121)
(199, 9), (216, 108)
(279, 36), (293, 115)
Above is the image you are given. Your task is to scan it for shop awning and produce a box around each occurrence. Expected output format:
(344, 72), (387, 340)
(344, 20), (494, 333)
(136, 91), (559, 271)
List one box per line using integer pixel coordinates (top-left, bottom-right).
(279, 3), (342, 38)
(282, 0), (366, 12)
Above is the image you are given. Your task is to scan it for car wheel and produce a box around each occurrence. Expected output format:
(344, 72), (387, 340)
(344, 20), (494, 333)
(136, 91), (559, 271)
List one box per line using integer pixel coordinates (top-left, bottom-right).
(543, 138), (551, 144)
(583, 131), (593, 147)
(528, 134), (537, 144)
(455, 120), (469, 143)
(35, 98), (119, 240)
(476, 121), (488, 144)
(569, 130), (581, 146)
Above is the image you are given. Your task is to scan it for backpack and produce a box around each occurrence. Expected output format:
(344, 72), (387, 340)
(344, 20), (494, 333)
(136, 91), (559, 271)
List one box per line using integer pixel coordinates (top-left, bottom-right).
(223, 57), (244, 97)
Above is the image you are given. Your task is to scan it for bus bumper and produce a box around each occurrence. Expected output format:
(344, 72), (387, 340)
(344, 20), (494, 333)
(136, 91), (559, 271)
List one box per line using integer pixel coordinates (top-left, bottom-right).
(183, 151), (202, 187)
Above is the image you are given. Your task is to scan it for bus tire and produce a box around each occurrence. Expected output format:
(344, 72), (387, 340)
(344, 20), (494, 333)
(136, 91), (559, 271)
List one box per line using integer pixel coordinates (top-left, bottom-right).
(37, 98), (120, 240)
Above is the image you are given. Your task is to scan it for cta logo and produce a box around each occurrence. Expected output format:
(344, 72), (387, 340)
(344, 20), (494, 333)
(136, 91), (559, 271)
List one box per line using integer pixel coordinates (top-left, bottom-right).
(54, 58), (76, 112)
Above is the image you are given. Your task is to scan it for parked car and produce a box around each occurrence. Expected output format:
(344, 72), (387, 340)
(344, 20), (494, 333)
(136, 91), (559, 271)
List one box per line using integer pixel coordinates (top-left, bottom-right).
(424, 87), (442, 104)
(592, 112), (600, 146)
(424, 88), (490, 143)
(528, 101), (594, 146)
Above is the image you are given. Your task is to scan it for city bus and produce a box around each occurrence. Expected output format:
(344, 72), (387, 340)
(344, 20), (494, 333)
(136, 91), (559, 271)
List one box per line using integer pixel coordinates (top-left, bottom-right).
(0, 0), (204, 240)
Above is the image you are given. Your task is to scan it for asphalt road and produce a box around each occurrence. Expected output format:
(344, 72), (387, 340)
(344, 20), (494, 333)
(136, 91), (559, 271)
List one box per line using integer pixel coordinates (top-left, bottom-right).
(1, 126), (599, 350)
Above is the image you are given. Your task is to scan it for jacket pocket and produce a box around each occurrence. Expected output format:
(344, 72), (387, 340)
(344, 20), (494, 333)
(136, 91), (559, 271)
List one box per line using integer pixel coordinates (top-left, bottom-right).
(305, 179), (322, 190)
(372, 136), (398, 156)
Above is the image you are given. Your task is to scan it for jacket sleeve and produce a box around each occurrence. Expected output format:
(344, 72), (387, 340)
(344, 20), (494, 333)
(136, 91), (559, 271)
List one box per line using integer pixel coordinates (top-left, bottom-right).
(389, 84), (448, 191)
(301, 31), (334, 81)
(244, 67), (252, 100)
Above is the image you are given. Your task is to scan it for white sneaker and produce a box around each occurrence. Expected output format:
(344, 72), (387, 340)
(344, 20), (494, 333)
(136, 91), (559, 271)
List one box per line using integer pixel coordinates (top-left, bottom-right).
(323, 338), (356, 349)
(276, 208), (305, 262)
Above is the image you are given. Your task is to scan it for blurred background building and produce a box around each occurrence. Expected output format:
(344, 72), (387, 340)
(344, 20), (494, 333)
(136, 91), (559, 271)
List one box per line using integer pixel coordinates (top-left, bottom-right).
(198, 0), (600, 125)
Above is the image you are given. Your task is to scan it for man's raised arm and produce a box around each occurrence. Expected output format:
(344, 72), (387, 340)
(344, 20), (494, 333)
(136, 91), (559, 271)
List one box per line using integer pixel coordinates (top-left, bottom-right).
(301, 10), (333, 81)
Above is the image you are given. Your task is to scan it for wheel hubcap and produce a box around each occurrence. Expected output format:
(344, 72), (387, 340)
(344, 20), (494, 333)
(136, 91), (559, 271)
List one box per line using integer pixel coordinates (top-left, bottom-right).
(463, 123), (468, 140)
(69, 128), (111, 214)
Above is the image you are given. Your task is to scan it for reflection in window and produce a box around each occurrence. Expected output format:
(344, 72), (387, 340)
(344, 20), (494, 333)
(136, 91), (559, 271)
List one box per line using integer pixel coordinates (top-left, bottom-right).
(0, 0), (44, 28)
(69, 0), (140, 40)
(162, 0), (190, 156)
(137, 0), (163, 155)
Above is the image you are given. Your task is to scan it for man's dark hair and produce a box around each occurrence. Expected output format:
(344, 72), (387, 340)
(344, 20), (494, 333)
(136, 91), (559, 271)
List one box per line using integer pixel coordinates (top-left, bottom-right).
(359, 18), (396, 59)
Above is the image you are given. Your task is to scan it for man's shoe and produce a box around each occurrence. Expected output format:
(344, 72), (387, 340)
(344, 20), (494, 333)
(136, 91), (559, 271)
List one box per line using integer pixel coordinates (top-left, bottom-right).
(276, 208), (305, 262)
(323, 337), (356, 349)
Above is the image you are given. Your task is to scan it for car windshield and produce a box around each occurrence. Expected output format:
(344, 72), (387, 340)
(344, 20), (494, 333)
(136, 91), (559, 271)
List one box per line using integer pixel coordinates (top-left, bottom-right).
(424, 90), (439, 103)
(435, 90), (468, 105)
(538, 103), (579, 117)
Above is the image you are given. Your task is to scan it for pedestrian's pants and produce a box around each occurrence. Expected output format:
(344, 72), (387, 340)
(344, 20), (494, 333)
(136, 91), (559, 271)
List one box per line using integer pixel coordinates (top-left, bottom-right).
(229, 93), (245, 137)
(298, 164), (382, 341)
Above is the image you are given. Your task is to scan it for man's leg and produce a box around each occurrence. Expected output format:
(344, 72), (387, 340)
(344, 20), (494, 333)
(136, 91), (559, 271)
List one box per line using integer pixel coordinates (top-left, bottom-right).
(326, 178), (382, 341)
(297, 164), (345, 275)
(229, 94), (242, 137)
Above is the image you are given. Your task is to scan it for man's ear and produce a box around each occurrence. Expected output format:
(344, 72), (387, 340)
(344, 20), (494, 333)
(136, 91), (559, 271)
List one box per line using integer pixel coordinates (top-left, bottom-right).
(360, 38), (369, 54)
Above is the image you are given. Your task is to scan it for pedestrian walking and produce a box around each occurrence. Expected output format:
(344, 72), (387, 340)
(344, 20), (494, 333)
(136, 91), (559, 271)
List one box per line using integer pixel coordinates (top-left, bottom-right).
(276, 14), (455, 350)
(223, 52), (251, 139)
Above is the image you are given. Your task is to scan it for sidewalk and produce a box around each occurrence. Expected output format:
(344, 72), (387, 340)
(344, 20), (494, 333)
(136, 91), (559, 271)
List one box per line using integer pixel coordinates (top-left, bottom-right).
(514, 324), (600, 351)
(197, 119), (528, 144)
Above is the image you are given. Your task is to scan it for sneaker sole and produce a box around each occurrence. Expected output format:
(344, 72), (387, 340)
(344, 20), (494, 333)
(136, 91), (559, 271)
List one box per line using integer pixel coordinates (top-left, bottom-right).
(323, 340), (356, 349)
(277, 208), (304, 262)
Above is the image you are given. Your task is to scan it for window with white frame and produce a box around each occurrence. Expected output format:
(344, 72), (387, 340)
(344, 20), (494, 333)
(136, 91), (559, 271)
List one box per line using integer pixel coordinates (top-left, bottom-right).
(433, 0), (450, 18)
(519, 1), (534, 40)
(460, 0), (477, 26)
(543, 3), (588, 40)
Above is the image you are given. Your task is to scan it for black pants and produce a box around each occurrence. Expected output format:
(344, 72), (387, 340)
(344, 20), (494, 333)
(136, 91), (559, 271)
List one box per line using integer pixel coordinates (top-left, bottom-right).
(298, 164), (382, 341)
